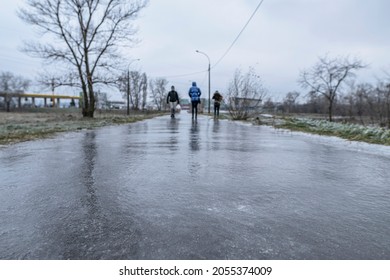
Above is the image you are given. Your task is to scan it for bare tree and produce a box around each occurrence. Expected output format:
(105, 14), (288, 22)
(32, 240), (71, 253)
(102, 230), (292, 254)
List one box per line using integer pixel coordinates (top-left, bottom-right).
(117, 70), (147, 111)
(342, 81), (390, 127)
(226, 68), (267, 120)
(0, 72), (30, 92)
(299, 54), (366, 122)
(149, 78), (168, 111)
(36, 74), (61, 93)
(343, 83), (373, 124)
(141, 73), (148, 110)
(18, 0), (148, 117)
(375, 82), (390, 128)
(0, 71), (31, 112)
(383, 73), (390, 128)
(130, 71), (140, 109)
(262, 97), (276, 113)
(283, 91), (300, 114)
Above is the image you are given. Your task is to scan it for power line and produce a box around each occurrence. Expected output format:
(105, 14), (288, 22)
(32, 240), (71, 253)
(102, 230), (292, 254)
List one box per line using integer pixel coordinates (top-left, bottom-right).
(160, 70), (207, 79)
(145, 1), (266, 80)
(212, 0), (266, 69)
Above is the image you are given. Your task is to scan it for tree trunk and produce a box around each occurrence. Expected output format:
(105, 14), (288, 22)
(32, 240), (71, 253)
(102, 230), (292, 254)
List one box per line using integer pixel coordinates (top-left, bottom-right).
(80, 73), (95, 118)
(82, 95), (94, 118)
(327, 92), (335, 122)
(328, 102), (333, 122)
(82, 107), (94, 118)
(88, 91), (95, 118)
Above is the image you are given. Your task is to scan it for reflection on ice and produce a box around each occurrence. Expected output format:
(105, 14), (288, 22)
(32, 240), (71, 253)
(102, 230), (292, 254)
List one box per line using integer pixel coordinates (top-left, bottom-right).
(0, 114), (389, 259)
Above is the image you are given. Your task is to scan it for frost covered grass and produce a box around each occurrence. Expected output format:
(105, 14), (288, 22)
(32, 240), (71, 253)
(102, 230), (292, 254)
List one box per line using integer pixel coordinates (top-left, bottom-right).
(277, 117), (390, 146)
(0, 109), (164, 145)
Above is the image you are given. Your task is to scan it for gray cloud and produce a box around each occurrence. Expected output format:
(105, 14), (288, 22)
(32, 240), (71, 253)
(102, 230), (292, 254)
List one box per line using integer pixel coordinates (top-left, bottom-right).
(1, 0), (389, 99)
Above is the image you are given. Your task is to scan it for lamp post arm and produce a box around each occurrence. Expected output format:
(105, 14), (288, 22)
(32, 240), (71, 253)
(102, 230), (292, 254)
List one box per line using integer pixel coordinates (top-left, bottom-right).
(196, 50), (210, 65)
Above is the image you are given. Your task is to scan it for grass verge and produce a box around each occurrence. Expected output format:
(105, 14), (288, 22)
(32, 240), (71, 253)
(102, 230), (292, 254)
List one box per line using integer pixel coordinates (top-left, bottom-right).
(273, 117), (390, 146)
(0, 109), (164, 145)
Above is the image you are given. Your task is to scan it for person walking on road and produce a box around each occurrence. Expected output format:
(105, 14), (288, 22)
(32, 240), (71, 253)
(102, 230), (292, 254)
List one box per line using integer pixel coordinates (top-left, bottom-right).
(167, 85), (180, 118)
(188, 81), (201, 120)
(212, 90), (223, 117)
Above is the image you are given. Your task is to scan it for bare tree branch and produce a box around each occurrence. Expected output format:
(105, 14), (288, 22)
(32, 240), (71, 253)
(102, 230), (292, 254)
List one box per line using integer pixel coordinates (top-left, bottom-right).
(226, 67), (267, 120)
(18, 0), (148, 117)
(299, 54), (366, 121)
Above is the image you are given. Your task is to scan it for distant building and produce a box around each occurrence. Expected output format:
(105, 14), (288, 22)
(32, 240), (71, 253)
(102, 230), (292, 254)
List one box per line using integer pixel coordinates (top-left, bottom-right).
(179, 98), (190, 110)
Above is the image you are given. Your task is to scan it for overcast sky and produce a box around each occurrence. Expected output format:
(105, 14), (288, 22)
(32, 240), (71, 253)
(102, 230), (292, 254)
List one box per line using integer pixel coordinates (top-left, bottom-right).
(1, 0), (390, 101)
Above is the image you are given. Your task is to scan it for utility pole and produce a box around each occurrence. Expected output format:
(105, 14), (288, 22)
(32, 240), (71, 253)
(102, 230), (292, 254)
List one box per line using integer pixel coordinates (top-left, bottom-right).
(207, 62), (211, 114)
(196, 50), (211, 114)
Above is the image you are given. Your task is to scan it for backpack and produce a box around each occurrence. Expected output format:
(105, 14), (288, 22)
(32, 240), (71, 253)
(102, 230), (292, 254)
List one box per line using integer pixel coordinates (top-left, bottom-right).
(214, 93), (222, 103)
(190, 87), (200, 102)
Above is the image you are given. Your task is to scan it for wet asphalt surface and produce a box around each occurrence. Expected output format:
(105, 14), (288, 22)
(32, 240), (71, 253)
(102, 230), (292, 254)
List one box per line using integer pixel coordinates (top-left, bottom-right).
(0, 113), (390, 259)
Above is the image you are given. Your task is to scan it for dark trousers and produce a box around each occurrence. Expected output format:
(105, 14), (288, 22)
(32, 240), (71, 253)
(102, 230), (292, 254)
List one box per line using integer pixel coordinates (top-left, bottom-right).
(191, 101), (199, 119)
(214, 103), (220, 116)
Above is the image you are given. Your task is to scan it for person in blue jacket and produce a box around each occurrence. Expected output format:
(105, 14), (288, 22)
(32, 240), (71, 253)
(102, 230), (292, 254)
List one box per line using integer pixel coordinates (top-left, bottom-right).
(188, 81), (201, 120)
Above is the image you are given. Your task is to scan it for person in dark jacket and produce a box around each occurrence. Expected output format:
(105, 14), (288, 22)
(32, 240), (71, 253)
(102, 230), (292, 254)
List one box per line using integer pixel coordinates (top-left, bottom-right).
(188, 81), (201, 120)
(212, 90), (223, 117)
(167, 85), (180, 118)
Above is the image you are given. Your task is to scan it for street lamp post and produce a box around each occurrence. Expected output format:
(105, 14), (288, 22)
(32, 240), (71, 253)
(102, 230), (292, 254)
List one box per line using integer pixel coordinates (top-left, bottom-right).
(126, 59), (140, 115)
(196, 50), (211, 114)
